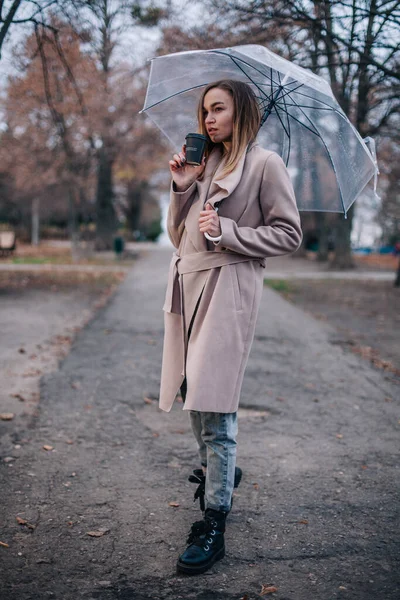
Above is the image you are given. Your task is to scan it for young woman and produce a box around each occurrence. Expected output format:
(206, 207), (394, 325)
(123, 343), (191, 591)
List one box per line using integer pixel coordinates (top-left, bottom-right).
(159, 79), (302, 575)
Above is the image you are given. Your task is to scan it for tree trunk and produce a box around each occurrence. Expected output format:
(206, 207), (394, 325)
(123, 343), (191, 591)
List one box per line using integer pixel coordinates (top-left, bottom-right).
(95, 146), (117, 250)
(31, 198), (40, 246)
(395, 257), (400, 288)
(68, 185), (80, 260)
(330, 204), (355, 269)
(315, 212), (329, 262)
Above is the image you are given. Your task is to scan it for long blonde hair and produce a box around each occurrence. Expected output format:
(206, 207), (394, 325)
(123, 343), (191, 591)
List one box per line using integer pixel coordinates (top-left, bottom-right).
(197, 79), (261, 179)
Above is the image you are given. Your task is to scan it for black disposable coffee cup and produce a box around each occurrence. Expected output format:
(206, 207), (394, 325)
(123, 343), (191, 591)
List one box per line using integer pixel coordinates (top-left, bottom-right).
(185, 133), (208, 166)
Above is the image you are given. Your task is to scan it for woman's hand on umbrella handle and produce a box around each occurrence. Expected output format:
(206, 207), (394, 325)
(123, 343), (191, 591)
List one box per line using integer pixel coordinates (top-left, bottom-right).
(169, 145), (206, 192)
(199, 203), (221, 237)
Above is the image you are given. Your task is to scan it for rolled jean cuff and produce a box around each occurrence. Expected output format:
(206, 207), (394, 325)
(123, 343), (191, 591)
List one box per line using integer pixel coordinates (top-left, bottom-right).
(205, 501), (230, 513)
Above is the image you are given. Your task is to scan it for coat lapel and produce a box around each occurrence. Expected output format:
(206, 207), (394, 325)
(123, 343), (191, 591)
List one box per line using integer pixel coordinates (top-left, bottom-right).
(206, 143), (251, 209)
(184, 142), (256, 251)
(184, 147), (222, 252)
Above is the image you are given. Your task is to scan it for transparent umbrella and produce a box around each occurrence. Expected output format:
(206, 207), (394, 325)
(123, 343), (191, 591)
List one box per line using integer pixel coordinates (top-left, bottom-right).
(140, 44), (378, 217)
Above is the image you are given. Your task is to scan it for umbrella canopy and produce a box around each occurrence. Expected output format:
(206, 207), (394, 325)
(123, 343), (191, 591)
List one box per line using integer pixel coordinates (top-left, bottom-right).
(140, 44), (378, 216)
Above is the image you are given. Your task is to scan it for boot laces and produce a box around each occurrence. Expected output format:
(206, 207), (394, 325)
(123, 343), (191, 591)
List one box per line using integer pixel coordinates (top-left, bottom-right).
(186, 517), (217, 548)
(188, 471), (205, 512)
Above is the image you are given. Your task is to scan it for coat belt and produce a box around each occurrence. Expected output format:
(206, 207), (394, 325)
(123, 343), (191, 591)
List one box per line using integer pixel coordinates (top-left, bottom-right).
(163, 250), (266, 315)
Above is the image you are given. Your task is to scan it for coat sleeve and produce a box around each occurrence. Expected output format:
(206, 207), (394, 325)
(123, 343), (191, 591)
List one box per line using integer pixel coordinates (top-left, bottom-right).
(167, 180), (197, 248)
(217, 153), (303, 257)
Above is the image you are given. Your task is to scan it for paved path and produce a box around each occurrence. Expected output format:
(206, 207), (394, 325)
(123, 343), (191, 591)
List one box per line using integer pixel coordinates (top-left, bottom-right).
(1, 247), (399, 600)
(0, 263), (131, 273)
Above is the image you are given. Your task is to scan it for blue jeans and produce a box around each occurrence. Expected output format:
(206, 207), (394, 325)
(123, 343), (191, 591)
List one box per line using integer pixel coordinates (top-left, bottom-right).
(189, 410), (238, 513)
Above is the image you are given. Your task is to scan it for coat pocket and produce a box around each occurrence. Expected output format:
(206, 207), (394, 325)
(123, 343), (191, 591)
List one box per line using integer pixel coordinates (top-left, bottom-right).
(229, 264), (243, 312)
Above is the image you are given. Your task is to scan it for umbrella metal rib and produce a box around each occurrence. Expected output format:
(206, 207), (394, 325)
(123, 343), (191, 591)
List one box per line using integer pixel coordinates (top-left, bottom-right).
(276, 71), (292, 165)
(287, 95), (347, 217)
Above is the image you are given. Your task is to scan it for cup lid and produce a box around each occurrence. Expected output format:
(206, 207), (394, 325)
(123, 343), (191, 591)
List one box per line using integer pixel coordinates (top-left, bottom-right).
(185, 133), (208, 141)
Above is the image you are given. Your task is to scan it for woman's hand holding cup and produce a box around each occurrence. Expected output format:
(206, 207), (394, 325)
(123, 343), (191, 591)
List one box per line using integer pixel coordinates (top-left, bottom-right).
(169, 145), (206, 192)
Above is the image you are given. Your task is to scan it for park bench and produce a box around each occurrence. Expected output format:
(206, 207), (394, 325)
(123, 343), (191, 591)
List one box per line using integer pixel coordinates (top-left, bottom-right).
(0, 231), (16, 257)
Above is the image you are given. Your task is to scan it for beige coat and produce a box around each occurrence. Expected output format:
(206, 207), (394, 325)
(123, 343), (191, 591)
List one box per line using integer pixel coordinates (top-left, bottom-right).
(159, 141), (302, 413)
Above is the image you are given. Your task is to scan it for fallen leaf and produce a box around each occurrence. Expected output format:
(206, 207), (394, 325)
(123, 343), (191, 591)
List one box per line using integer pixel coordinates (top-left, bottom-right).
(16, 517), (35, 529)
(143, 397), (153, 404)
(22, 369), (42, 377)
(361, 465), (368, 470)
(152, 432), (160, 437)
(336, 434), (343, 439)
(0, 413), (15, 421)
(276, 396), (285, 402)
(18, 348), (26, 354)
(87, 528), (110, 537)
(71, 382), (81, 390)
(171, 429), (186, 434)
(384, 397), (392, 402)
(10, 393), (26, 402)
(260, 584), (278, 595)
(339, 586), (347, 591)
(298, 519), (309, 525)
(66, 439), (74, 444)
(253, 482), (259, 490)
(67, 521), (73, 526)
(42, 445), (54, 451)
(0, 541), (9, 548)
(16, 517), (27, 525)
(239, 595), (249, 600)
(169, 501), (180, 507)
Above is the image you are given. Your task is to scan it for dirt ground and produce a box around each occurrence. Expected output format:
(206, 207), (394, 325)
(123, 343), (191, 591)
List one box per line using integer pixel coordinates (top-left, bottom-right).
(267, 278), (400, 378)
(0, 270), (126, 448)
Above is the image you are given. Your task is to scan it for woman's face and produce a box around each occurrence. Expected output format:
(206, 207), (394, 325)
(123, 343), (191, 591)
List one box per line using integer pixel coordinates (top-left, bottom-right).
(203, 88), (234, 144)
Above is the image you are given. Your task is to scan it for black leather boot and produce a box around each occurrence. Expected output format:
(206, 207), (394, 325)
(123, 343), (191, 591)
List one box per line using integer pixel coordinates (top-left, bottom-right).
(176, 508), (227, 575)
(189, 466), (243, 513)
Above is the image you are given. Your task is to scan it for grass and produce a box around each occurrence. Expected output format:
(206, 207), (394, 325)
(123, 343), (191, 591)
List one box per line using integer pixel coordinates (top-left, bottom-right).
(2, 244), (137, 267)
(264, 278), (294, 294)
(12, 257), (55, 264)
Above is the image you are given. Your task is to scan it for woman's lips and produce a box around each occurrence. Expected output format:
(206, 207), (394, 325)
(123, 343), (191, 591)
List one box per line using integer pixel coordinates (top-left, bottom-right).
(208, 129), (217, 134)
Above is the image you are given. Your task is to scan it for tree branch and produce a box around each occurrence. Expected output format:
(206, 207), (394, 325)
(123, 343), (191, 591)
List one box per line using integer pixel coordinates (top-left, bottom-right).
(0, 0), (22, 58)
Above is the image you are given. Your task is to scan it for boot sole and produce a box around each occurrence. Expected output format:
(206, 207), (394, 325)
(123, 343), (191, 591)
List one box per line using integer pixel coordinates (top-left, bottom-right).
(176, 546), (225, 575)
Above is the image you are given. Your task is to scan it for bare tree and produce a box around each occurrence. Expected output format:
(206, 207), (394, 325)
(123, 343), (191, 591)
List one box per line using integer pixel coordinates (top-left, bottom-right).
(203, 0), (400, 268)
(0, 0), (70, 58)
(1, 0), (167, 249)
(66, 0), (167, 249)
